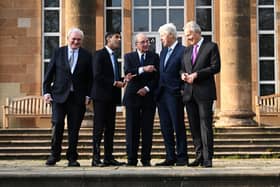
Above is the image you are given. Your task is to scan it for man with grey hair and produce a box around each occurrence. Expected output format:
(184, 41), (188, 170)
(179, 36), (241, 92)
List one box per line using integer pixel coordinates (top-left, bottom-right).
(181, 21), (220, 168)
(123, 33), (159, 166)
(43, 27), (92, 167)
(155, 23), (188, 166)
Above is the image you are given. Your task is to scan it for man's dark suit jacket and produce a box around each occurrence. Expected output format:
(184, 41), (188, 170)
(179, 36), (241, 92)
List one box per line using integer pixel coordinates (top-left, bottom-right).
(181, 40), (221, 103)
(156, 42), (185, 99)
(43, 46), (92, 104)
(123, 51), (159, 106)
(91, 47), (121, 104)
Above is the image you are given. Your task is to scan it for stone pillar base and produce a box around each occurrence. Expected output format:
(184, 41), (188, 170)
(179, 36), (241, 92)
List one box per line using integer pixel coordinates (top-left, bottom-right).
(215, 110), (257, 127)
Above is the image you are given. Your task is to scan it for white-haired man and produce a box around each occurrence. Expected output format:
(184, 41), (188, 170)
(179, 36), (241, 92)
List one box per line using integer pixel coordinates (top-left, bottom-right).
(43, 28), (92, 167)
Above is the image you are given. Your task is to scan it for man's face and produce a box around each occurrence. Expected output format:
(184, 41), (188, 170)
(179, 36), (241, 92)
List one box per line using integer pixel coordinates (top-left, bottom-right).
(107, 33), (121, 50)
(160, 32), (174, 48)
(68, 31), (83, 49)
(136, 35), (149, 53)
(185, 29), (200, 46)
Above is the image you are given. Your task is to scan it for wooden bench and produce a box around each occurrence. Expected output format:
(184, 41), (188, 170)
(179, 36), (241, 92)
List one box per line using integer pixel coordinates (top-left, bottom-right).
(2, 96), (51, 128)
(255, 94), (280, 126)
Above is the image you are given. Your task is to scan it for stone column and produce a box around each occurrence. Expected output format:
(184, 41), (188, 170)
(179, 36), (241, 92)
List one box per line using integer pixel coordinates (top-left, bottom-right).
(65, 0), (95, 52)
(65, 0), (95, 127)
(215, 0), (256, 126)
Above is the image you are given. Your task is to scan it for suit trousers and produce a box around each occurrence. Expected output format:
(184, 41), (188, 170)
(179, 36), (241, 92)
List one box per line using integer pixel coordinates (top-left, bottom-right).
(125, 105), (155, 163)
(157, 91), (187, 162)
(50, 92), (85, 161)
(93, 100), (116, 161)
(185, 96), (214, 162)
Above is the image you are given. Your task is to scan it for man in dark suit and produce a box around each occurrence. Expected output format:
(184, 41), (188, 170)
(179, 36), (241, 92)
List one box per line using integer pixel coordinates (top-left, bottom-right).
(91, 32), (129, 167)
(43, 28), (92, 167)
(181, 21), (221, 168)
(155, 23), (188, 166)
(123, 33), (159, 166)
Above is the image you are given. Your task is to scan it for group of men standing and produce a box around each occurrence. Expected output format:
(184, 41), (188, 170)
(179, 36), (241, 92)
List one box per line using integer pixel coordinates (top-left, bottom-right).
(43, 21), (220, 168)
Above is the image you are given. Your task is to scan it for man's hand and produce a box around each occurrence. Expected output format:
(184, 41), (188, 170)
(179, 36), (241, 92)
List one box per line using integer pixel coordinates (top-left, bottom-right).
(114, 81), (126, 88)
(181, 72), (197, 84)
(124, 73), (136, 82)
(44, 94), (53, 104)
(137, 88), (147, 96)
(143, 65), (157, 72)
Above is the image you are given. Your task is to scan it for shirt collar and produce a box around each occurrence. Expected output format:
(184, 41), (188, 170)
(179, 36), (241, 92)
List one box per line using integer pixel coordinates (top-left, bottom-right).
(169, 40), (178, 51)
(195, 37), (204, 47)
(105, 45), (114, 55)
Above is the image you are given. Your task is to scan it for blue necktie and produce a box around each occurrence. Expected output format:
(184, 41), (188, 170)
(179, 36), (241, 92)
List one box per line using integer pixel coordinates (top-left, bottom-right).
(140, 53), (145, 66)
(164, 48), (172, 68)
(112, 53), (119, 81)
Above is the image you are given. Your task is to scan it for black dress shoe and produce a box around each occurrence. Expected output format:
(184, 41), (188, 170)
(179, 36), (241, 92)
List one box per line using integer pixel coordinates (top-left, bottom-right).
(92, 159), (105, 167)
(45, 156), (60, 166)
(176, 161), (188, 166)
(103, 159), (125, 166)
(141, 162), (151, 167)
(155, 160), (175, 166)
(188, 159), (203, 167)
(202, 160), (212, 168)
(126, 160), (137, 166)
(68, 160), (80, 167)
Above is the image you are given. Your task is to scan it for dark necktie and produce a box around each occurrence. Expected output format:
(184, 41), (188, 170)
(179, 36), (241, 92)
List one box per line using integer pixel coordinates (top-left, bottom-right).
(140, 53), (145, 66)
(112, 53), (119, 81)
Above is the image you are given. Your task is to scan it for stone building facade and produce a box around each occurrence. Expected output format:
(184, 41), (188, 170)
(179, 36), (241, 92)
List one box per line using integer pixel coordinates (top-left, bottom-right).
(0, 0), (279, 127)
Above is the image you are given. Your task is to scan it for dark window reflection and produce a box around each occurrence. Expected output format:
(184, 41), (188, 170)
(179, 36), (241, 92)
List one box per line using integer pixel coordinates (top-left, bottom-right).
(260, 84), (275, 96)
(106, 0), (121, 7)
(44, 36), (59, 59)
(44, 10), (59, 32)
(203, 35), (212, 42)
(259, 8), (274, 30)
(170, 0), (184, 6)
(196, 9), (212, 31)
(259, 34), (274, 57)
(148, 37), (156, 53)
(106, 10), (121, 32)
(259, 60), (274, 80)
(45, 0), (59, 7)
(152, 0), (166, 6)
(196, 0), (211, 6)
(170, 9), (184, 31)
(134, 0), (149, 6)
(134, 9), (149, 31)
(258, 0), (274, 5)
(152, 9), (166, 31)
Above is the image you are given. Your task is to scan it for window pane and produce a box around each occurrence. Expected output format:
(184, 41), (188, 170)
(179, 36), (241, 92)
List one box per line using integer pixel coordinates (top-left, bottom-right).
(106, 10), (121, 32)
(259, 60), (275, 80)
(134, 0), (148, 6)
(258, 0), (274, 5)
(196, 0), (212, 6)
(106, 0), (121, 7)
(45, 0), (59, 7)
(44, 36), (59, 59)
(44, 10), (59, 32)
(134, 9), (149, 31)
(152, 9), (166, 31)
(259, 34), (274, 57)
(196, 9), (212, 31)
(260, 84), (275, 96)
(259, 8), (274, 30)
(170, 9), (184, 31)
(152, 0), (166, 6)
(170, 0), (184, 6)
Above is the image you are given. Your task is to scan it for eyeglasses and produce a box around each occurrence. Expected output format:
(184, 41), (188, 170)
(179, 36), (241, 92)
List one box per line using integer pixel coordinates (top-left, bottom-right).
(136, 40), (150, 45)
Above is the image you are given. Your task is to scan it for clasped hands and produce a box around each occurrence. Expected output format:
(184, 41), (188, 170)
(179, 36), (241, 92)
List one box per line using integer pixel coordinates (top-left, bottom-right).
(181, 72), (198, 84)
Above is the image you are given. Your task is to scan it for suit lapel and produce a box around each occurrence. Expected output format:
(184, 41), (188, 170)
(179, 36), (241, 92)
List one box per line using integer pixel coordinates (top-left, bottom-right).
(192, 40), (206, 68)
